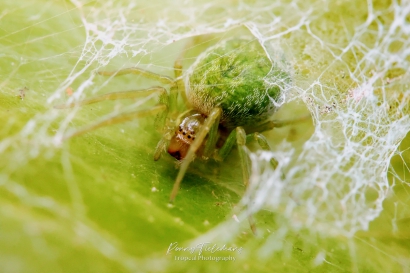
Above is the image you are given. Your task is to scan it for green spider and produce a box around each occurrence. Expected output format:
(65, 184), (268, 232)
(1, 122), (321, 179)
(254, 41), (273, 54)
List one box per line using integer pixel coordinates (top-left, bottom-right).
(57, 37), (304, 231)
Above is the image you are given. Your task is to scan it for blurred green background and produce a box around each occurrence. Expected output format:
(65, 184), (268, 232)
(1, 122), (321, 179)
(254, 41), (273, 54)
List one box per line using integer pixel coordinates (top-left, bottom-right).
(0, 0), (409, 272)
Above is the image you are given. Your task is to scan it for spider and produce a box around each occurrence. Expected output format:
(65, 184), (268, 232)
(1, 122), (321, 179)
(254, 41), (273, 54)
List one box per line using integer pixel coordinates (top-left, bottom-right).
(56, 37), (306, 232)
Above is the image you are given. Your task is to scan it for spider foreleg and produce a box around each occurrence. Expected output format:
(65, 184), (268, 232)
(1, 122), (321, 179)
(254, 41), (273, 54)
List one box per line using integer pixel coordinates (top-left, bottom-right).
(63, 105), (167, 140)
(169, 107), (222, 203)
(153, 127), (174, 161)
(54, 87), (167, 109)
(98, 67), (174, 85)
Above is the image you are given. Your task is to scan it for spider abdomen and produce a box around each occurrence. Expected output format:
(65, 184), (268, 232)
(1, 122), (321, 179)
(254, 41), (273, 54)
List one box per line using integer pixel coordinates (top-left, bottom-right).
(186, 38), (291, 129)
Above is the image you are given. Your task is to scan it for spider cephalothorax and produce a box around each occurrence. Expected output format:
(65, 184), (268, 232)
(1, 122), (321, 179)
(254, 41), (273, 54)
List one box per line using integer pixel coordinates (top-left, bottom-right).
(168, 111), (205, 160)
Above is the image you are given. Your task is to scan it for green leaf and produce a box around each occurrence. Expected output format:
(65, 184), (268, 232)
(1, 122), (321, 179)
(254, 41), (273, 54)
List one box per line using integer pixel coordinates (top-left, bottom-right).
(1, 1), (409, 272)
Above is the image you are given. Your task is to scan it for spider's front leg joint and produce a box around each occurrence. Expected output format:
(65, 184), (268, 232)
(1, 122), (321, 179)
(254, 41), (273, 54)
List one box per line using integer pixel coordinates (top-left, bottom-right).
(236, 127), (247, 146)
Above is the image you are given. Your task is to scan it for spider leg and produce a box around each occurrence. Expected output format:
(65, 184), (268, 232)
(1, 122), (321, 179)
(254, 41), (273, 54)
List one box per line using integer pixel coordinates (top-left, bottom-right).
(202, 111), (220, 159)
(235, 127), (251, 186)
(96, 54), (190, 159)
(55, 86), (169, 140)
(98, 67), (174, 85)
(246, 114), (311, 134)
(152, 53), (191, 160)
(59, 62), (188, 158)
(169, 107), (222, 203)
(97, 65), (182, 113)
(63, 105), (167, 140)
(216, 127), (251, 185)
(235, 127), (257, 234)
(217, 131), (276, 177)
(98, 51), (192, 106)
(173, 49), (187, 105)
(251, 132), (279, 168)
(214, 127), (257, 234)
(232, 127), (258, 234)
(54, 87), (167, 109)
